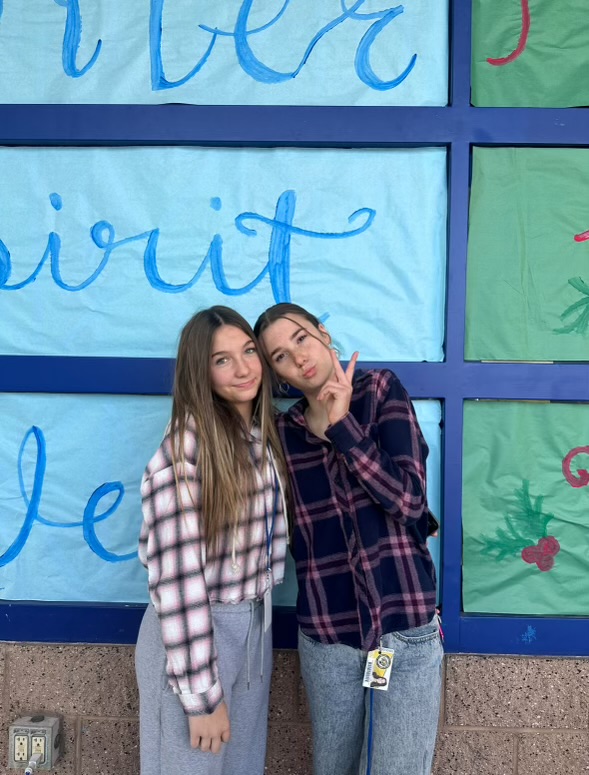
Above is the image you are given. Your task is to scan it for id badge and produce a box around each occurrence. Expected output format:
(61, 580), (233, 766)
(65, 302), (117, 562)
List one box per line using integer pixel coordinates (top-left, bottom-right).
(263, 587), (272, 632)
(362, 648), (394, 691)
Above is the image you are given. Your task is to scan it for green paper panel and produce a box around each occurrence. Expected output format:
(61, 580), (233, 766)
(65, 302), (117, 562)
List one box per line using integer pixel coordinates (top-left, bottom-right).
(466, 148), (589, 362)
(472, 0), (589, 107)
(462, 401), (589, 615)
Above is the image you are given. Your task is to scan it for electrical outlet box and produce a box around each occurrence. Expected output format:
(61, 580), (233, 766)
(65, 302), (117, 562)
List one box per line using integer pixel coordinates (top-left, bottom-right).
(8, 715), (62, 770)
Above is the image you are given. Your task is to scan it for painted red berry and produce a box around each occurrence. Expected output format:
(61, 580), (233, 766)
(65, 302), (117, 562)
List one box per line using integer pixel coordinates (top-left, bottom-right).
(521, 546), (539, 564)
(538, 536), (560, 557)
(535, 554), (555, 572)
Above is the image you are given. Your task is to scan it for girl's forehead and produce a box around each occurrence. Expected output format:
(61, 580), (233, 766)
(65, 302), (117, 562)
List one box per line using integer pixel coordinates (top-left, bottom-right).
(264, 314), (309, 337)
(211, 324), (251, 349)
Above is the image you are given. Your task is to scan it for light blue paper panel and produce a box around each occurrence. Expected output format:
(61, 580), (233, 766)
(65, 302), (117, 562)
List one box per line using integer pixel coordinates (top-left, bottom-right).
(0, 147), (447, 361)
(0, 393), (172, 602)
(0, 1), (448, 106)
(272, 399), (443, 606)
(0, 394), (440, 604)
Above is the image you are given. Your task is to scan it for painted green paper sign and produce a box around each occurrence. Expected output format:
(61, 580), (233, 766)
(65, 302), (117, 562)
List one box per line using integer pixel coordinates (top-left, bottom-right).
(472, 0), (589, 107)
(466, 147), (589, 361)
(462, 401), (589, 616)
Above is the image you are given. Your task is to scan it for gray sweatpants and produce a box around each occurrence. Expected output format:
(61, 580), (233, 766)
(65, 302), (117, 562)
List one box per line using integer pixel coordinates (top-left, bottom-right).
(135, 601), (272, 775)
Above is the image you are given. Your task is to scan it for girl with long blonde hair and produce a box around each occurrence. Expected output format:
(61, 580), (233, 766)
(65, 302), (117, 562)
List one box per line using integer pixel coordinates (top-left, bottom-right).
(136, 306), (288, 775)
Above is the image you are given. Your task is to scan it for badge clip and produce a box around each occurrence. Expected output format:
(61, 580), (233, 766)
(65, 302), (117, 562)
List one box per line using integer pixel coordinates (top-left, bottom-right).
(362, 647), (394, 691)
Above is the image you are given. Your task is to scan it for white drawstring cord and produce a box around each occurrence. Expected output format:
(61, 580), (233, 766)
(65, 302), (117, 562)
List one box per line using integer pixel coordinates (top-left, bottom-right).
(260, 604), (265, 683)
(244, 600), (265, 690)
(245, 599), (254, 689)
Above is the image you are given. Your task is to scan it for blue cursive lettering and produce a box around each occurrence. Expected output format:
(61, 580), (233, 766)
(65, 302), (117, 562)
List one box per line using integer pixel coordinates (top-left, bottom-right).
(0, 426), (136, 567)
(0, 190), (376, 304)
(355, 5), (416, 90)
(54, 0), (102, 78)
(236, 189), (375, 302)
(149, 0), (416, 92)
(83, 483), (136, 563)
(232, 0), (364, 84)
(149, 0), (217, 90)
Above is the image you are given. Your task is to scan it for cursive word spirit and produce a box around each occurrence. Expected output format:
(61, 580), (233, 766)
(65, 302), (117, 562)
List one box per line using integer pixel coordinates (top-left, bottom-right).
(0, 190), (375, 300)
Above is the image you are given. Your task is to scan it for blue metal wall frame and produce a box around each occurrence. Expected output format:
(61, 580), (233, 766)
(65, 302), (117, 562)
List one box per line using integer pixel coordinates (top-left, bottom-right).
(1, 1), (588, 654)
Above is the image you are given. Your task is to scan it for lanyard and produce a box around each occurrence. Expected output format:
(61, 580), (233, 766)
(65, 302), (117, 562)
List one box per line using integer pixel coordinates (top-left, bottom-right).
(264, 462), (281, 574)
(249, 442), (281, 575)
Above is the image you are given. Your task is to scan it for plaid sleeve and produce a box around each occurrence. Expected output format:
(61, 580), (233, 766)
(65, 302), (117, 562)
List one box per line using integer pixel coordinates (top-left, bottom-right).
(139, 433), (223, 715)
(325, 370), (428, 526)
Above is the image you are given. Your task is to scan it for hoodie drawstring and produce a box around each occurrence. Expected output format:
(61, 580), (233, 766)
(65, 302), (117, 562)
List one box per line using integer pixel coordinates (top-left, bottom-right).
(245, 600), (254, 689)
(244, 599), (265, 690)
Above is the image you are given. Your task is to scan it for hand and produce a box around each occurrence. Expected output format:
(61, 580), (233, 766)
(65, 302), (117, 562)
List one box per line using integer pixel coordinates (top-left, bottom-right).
(188, 701), (231, 753)
(317, 349), (359, 426)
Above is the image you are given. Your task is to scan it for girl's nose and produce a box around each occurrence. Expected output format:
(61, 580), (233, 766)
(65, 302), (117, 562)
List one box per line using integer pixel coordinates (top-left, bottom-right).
(234, 357), (249, 376)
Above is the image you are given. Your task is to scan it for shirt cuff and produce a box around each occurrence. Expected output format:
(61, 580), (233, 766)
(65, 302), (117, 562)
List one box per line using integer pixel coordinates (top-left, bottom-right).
(325, 412), (365, 452)
(178, 679), (224, 716)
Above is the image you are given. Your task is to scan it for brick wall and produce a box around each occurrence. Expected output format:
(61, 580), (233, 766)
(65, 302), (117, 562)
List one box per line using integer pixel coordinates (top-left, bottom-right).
(433, 656), (589, 775)
(1, 645), (587, 774)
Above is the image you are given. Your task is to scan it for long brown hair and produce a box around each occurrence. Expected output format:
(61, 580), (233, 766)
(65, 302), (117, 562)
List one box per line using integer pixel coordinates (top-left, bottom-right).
(171, 305), (287, 550)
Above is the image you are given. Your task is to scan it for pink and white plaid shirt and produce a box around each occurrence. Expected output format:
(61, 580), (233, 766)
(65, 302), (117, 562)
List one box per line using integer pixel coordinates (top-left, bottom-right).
(139, 420), (287, 715)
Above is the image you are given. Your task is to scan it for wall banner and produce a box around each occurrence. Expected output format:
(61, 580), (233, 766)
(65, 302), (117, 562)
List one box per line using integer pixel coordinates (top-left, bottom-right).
(0, 1), (448, 106)
(0, 147), (447, 362)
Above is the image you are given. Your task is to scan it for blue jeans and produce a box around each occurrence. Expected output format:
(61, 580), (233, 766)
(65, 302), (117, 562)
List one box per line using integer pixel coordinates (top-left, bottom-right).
(298, 619), (443, 775)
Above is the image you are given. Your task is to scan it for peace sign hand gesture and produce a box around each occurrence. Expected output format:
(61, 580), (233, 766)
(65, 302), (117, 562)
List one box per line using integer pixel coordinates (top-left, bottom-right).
(317, 349), (359, 427)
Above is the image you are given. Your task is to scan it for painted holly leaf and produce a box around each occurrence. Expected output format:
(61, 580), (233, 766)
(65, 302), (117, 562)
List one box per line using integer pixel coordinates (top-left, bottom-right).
(554, 277), (589, 335)
(480, 480), (556, 561)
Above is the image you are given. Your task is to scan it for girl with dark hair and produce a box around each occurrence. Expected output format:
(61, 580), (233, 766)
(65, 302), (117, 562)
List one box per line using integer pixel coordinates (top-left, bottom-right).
(135, 305), (289, 775)
(254, 303), (442, 775)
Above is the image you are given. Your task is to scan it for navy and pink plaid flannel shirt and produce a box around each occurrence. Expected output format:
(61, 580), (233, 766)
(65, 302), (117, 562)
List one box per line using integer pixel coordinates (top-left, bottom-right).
(278, 369), (437, 652)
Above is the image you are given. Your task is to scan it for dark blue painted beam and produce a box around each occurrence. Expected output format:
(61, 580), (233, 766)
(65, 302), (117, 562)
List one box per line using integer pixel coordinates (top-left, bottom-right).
(366, 363), (589, 402)
(1, 358), (587, 401)
(0, 356), (175, 395)
(0, 601), (146, 645)
(456, 614), (589, 657)
(0, 599), (298, 648)
(3, 105), (589, 146)
(450, 0), (471, 108)
(3, 601), (588, 657)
